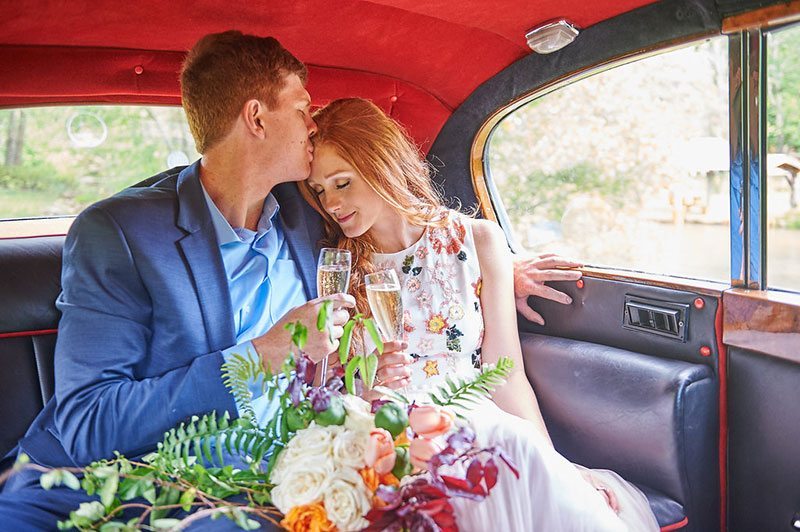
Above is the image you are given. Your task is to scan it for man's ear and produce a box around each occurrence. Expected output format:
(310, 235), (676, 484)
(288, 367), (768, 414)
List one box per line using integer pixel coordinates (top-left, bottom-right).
(242, 99), (267, 139)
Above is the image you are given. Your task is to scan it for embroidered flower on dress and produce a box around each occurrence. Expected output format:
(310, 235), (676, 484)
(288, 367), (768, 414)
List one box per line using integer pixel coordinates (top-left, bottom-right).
(472, 278), (482, 298)
(423, 360), (440, 378)
(417, 338), (433, 352)
(406, 277), (421, 293)
(403, 310), (415, 333)
(416, 246), (428, 260)
(426, 314), (448, 334)
(416, 290), (433, 308)
(448, 304), (464, 320)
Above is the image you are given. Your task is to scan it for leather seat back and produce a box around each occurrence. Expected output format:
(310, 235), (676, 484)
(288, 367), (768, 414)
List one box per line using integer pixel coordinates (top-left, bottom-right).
(0, 236), (63, 462)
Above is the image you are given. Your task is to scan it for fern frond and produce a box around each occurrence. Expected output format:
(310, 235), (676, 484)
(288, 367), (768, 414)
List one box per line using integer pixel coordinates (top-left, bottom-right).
(150, 412), (272, 472)
(221, 348), (269, 424)
(431, 357), (514, 409)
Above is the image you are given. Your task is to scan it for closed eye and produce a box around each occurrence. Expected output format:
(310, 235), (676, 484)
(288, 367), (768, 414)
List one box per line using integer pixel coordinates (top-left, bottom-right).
(336, 181), (350, 190)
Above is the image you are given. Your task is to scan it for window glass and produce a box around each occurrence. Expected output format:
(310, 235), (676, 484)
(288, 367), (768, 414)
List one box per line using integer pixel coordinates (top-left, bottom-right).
(0, 106), (198, 219)
(766, 23), (800, 291)
(488, 38), (730, 281)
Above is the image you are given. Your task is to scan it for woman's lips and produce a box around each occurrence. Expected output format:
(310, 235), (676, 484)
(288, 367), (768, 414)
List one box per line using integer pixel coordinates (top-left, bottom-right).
(337, 212), (355, 224)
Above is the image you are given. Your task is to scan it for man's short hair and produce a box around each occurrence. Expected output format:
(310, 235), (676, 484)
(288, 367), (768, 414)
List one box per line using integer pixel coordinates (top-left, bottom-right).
(180, 31), (307, 153)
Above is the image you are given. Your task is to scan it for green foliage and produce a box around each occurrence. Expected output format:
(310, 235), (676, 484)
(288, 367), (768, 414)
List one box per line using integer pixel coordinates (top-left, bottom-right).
(221, 349), (269, 424)
(429, 357), (514, 410)
(768, 27), (800, 154)
(0, 163), (75, 191)
(500, 162), (633, 224)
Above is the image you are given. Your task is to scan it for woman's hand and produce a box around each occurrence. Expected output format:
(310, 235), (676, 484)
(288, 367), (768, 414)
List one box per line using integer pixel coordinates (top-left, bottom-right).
(578, 468), (620, 514)
(364, 340), (412, 401)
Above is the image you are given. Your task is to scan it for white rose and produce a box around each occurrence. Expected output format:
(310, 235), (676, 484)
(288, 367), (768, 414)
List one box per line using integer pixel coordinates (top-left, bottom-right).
(270, 458), (333, 513)
(286, 422), (336, 457)
(323, 467), (372, 531)
(332, 428), (370, 469)
(342, 394), (375, 433)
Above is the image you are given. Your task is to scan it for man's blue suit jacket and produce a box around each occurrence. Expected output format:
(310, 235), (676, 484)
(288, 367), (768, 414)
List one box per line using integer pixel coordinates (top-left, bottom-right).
(15, 161), (323, 469)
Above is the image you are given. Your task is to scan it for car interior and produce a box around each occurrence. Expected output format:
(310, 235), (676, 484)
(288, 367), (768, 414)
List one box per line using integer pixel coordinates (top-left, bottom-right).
(1, 1), (799, 531)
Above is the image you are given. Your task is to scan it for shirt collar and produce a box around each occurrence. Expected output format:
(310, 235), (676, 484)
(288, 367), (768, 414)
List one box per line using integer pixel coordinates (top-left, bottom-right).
(200, 181), (280, 246)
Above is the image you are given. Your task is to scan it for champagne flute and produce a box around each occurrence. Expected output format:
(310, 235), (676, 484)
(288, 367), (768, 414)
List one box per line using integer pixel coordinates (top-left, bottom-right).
(316, 248), (351, 382)
(317, 248), (351, 297)
(364, 269), (403, 342)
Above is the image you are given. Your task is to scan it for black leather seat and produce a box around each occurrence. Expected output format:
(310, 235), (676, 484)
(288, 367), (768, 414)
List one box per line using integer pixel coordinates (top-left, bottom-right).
(0, 236), (63, 470)
(522, 333), (717, 531)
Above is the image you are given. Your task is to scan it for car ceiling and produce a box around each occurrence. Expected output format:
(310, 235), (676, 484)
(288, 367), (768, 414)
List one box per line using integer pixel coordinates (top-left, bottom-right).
(0, 0), (657, 149)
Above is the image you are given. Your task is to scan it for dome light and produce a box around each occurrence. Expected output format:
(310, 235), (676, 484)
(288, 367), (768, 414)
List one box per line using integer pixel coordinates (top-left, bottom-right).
(525, 19), (580, 54)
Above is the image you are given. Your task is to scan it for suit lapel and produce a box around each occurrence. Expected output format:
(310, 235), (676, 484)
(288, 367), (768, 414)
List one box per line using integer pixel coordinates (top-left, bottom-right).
(274, 182), (322, 300)
(175, 163), (236, 351)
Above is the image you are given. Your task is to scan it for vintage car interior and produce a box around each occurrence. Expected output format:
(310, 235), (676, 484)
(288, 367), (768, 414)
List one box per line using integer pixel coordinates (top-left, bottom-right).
(1, 0), (799, 531)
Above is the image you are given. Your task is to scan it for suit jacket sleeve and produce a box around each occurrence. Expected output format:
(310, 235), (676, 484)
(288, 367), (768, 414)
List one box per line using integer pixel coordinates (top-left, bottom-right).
(53, 205), (238, 465)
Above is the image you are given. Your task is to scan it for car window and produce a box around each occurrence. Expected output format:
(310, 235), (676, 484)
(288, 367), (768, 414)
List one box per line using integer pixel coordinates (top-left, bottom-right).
(0, 105), (198, 220)
(766, 22), (800, 291)
(487, 38), (731, 281)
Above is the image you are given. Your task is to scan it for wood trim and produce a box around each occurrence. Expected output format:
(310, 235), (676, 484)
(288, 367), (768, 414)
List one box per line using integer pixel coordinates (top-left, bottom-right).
(723, 288), (800, 363)
(0, 217), (73, 239)
(580, 266), (728, 297)
(722, 0), (800, 33)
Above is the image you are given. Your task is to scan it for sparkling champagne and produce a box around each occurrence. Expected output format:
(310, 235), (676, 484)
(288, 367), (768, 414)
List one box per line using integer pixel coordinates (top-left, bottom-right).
(366, 283), (403, 341)
(317, 264), (350, 297)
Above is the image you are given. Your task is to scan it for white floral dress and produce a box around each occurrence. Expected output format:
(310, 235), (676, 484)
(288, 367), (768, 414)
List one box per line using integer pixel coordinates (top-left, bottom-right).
(373, 209), (483, 395)
(373, 209), (659, 532)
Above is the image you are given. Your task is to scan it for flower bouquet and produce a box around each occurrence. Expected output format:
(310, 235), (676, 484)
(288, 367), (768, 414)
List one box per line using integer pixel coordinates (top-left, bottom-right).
(11, 305), (517, 531)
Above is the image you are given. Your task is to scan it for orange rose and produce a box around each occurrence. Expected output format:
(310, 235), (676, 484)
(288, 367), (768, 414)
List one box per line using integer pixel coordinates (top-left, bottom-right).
(359, 467), (379, 492)
(279, 503), (336, 532)
(365, 428), (397, 475)
(379, 472), (400, 487)
(408, 405), (454, 438)
(409, 437), (444, 469)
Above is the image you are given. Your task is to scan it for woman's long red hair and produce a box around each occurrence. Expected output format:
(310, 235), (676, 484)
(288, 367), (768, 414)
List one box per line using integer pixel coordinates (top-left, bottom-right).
(299, 98), (446, 318)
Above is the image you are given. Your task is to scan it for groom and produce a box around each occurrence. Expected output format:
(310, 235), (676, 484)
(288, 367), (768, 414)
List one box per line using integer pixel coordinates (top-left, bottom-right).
(0, 30), (580, 528)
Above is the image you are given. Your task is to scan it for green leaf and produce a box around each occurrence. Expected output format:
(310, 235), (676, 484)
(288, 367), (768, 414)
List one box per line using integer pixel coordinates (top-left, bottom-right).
(74, 500), (106, 521)
(40, 470), (60, 490)
(13, 453), (30, 470)
(179, 487), (197, 512)
(363, 318), (384, 354)
(61, 471), (81, 491)
(364, 353), (378, 389)
(338, 319), (356, 365)
(345, 355), (361, 395)
(99, 471), (119, 509)
(152, 518), (182, 530)
(317, 300), (332, 331)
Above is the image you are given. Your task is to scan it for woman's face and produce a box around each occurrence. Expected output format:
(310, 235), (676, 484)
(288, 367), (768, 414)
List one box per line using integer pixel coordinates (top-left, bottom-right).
(307, 144), (390, 238)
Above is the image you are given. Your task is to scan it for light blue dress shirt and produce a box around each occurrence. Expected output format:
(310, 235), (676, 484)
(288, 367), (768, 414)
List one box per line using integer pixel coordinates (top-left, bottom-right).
(201, 184), (307, 423)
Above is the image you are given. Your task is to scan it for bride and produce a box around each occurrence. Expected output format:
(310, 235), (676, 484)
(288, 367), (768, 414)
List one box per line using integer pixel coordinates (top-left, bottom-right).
(301, 97), (658, 531)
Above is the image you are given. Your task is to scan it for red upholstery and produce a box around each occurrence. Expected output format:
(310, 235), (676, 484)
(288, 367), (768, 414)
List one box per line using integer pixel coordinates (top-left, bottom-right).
(0, 0), (657, 147)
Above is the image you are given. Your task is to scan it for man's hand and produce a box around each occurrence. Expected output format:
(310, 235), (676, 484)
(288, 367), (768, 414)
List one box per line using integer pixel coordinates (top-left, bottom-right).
(579, 468), (620, 514)
(513, 253), (583, 325)
(252, 293), (355, 367)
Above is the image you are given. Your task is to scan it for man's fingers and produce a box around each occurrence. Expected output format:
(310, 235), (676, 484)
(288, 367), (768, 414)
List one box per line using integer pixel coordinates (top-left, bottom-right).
(515, 298), (545, 325)
(528, 269), (583, 283)
(317, 293), (356, 308)
(329, 325), (344, 340)
(531, 284), (573, 305)
(331, 308), (351, 325)
(531, 256), (583, 271)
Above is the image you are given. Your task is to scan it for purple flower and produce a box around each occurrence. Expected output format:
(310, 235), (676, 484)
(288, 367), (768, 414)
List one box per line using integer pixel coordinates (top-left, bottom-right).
(294, 354), (315, 385)
(287, 378), (303, 407)
(307, 386), (332, 413)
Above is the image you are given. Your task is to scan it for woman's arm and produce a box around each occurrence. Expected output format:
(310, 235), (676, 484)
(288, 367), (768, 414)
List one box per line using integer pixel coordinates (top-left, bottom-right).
(471, 218), (553, 446)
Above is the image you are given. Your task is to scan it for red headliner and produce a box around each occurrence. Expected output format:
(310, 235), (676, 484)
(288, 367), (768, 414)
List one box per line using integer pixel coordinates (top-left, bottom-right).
(0, 0), (656, 148)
